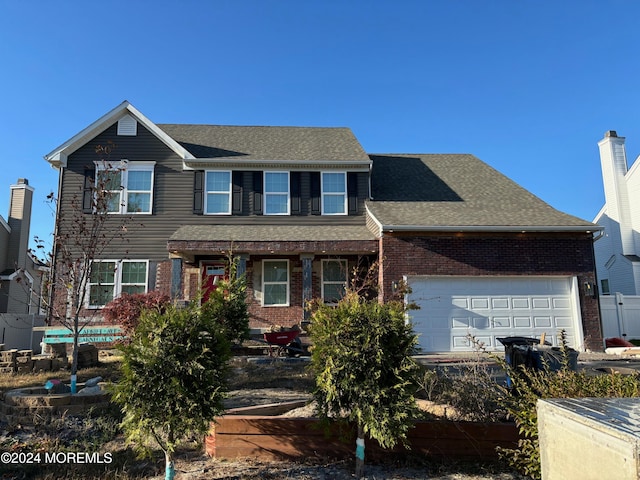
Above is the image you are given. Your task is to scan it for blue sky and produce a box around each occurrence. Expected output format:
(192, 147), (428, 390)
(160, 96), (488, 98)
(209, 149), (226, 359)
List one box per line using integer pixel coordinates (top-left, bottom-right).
(2, 1), (640, 251)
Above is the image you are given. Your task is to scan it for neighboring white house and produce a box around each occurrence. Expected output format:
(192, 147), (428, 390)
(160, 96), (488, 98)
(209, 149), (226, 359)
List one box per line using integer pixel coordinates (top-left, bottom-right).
(594, 131), (640, 296)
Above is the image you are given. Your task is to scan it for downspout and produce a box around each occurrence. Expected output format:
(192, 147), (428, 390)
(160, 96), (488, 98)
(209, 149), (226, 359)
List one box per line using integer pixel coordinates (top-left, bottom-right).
(591, 230), (606, 348)
(47, 166), (64, 326)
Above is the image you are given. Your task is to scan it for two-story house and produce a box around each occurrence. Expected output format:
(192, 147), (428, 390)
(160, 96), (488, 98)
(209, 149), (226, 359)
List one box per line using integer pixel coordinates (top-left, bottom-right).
(45, 101), (602, 352)
(0, 178), (47, 314)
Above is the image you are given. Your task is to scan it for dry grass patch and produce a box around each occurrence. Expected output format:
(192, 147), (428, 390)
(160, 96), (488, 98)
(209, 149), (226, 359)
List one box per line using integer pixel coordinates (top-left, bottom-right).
(0, 351), (123, 395)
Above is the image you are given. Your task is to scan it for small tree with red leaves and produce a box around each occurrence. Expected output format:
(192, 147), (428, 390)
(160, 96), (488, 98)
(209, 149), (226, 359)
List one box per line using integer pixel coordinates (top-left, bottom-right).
(102, 291), (170, 341)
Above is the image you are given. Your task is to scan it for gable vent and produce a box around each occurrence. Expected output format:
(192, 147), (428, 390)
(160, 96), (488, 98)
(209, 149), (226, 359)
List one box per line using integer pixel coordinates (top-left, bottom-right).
(117, 114), (137, 136)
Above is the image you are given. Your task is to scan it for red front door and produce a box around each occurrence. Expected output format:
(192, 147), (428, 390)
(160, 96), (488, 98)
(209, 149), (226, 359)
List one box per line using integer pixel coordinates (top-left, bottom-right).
(201, 262), (228, 303)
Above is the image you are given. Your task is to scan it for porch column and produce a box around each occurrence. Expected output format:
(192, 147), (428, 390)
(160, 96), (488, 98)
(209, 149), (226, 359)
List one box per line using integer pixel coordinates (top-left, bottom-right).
(171, 258), (182, 300)
(301, 254), (314, 323)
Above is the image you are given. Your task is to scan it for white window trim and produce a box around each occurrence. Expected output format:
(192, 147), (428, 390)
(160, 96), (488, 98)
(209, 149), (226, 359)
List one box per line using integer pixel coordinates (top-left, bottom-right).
(264, 171), (290, 215)
(95, 160), (155, 215)
(262, 259), (289, 306)
(204, 170), (232, 215)
(321, 171), (347, 215)
(321, 259), (348, 304)
(87, 259), (149, 308)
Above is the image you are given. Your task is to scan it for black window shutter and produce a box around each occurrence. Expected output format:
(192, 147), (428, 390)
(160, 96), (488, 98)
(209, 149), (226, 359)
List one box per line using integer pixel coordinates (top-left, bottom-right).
(253, 172), (263, 214)
(310, 172), (321, 215)
(347, 172), (358, 215)
(193, 170), (204, 214)
(232, 171), (243, 214)
(290, 172), (301, 215)
(82, 168), (95, 213)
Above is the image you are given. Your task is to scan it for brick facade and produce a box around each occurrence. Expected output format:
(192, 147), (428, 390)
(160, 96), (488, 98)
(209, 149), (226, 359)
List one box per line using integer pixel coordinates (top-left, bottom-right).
(379, 232), (602, 351)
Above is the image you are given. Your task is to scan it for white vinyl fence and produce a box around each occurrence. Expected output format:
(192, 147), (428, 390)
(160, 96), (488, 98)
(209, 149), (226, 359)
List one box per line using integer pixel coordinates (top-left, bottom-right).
(600, 293), (640, 340)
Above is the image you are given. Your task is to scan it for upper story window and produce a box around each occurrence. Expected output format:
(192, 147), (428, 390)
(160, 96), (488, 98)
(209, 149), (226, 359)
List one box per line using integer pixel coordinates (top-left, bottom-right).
(88, 259), (149, 307)
(322, 172), (347, 215)
(205, 171), (232, 214)
(264, 172), (290, 215)
(96, 161), (155, 214)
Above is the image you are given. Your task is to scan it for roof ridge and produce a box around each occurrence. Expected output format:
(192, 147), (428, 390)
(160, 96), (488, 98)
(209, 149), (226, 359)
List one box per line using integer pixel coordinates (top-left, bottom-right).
(158, 123), (352, 130)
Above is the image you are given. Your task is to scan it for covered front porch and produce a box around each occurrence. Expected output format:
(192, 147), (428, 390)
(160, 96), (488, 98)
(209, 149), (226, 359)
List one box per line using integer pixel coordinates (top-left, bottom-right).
(167, 224), (379, 330)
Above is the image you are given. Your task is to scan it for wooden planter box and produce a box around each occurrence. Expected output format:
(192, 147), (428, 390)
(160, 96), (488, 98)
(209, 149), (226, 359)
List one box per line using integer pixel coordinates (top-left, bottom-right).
(206, 416), (518, 461)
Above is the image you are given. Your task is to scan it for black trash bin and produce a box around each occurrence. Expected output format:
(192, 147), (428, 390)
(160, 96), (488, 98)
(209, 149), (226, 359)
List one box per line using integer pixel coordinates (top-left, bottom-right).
(497, 336), (578, 387)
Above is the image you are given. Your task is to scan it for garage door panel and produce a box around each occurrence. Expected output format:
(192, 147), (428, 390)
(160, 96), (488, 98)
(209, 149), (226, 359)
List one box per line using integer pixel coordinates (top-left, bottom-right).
(555, 316), (573, 327)
(492, 316), (511, 327)
(514, 316), (533, 327)
(553, 298), (570, 308)
(534, 316), (552, 327)
(512, 298), (530, 309)
(450, 297), (468, 308)
(492, 298), (510, 309)
(452, 317), (470, 328)
(532, 298), (551, 309)
(471, 298), (490, 309)
(407, 276), (579, 352)
(474, 317), (490, 329)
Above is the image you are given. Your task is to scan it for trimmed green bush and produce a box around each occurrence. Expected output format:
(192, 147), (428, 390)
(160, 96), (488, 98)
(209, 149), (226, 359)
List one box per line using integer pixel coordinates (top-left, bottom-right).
(111, 300), (231, 480)
(309, 291), (420, 478)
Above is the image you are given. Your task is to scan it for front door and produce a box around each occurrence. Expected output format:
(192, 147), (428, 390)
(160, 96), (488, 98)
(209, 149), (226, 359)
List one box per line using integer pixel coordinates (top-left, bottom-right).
(201, 262), (228, 303)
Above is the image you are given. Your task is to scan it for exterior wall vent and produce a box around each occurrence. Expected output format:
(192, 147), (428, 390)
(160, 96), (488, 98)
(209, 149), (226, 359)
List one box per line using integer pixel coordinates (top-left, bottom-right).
(117, 114), (137, 136)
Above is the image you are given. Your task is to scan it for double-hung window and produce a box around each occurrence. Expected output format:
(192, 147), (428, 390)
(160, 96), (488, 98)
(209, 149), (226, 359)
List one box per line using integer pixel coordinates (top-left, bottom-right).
(205, 171), (232, 214)
(262, 259), (289, 306)
(96, 161), (155, 214)
(264, 172), (289, 215)
(321, 172), (347, 215)
(88, 260), (149, 307)
(322, 259), (347, 304)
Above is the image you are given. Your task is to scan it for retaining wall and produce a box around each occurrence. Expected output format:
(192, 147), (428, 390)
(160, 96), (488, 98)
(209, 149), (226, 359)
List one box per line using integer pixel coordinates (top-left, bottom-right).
(206, 416), (518, 460)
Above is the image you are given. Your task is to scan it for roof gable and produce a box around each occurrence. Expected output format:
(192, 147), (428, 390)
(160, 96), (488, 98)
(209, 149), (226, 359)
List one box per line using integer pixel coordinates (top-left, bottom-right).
(44, 101), (194, 168)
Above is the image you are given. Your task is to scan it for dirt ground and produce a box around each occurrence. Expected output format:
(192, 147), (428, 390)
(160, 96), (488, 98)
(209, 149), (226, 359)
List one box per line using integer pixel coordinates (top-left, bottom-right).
(10, 352), (633, 479)
(148, 455), (524, 479)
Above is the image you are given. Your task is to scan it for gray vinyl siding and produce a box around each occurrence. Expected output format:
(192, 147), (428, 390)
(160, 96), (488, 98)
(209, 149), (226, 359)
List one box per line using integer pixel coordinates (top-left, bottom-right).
(58, 122), (371, 262)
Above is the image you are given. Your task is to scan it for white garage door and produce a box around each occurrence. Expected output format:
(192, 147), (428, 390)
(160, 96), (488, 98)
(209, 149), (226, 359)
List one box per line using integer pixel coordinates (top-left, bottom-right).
(406, 276), (583, 352)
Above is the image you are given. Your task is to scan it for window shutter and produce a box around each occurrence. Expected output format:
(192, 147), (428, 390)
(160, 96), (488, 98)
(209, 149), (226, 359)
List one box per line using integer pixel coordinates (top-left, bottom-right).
(347, 172), (358, 215)
(310, 172), (321, 215)
(290, 172), (301, 214)
(232, 171), (243, 214)
(253, 172), (263, 214)
(193, 170), (204, 214)
(82, 168), (95, 213)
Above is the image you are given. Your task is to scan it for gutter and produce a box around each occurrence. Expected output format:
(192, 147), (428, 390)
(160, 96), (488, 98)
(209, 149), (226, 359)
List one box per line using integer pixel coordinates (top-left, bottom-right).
(377, 224), (603, 234)
(182, 158), (372, 171)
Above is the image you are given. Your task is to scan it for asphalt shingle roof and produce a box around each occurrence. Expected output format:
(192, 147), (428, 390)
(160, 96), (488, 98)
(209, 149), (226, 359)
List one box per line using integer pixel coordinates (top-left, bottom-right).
(170, 224), (377, 242)
(157, 124), (370, 163)
(367, 154), (595, 229)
